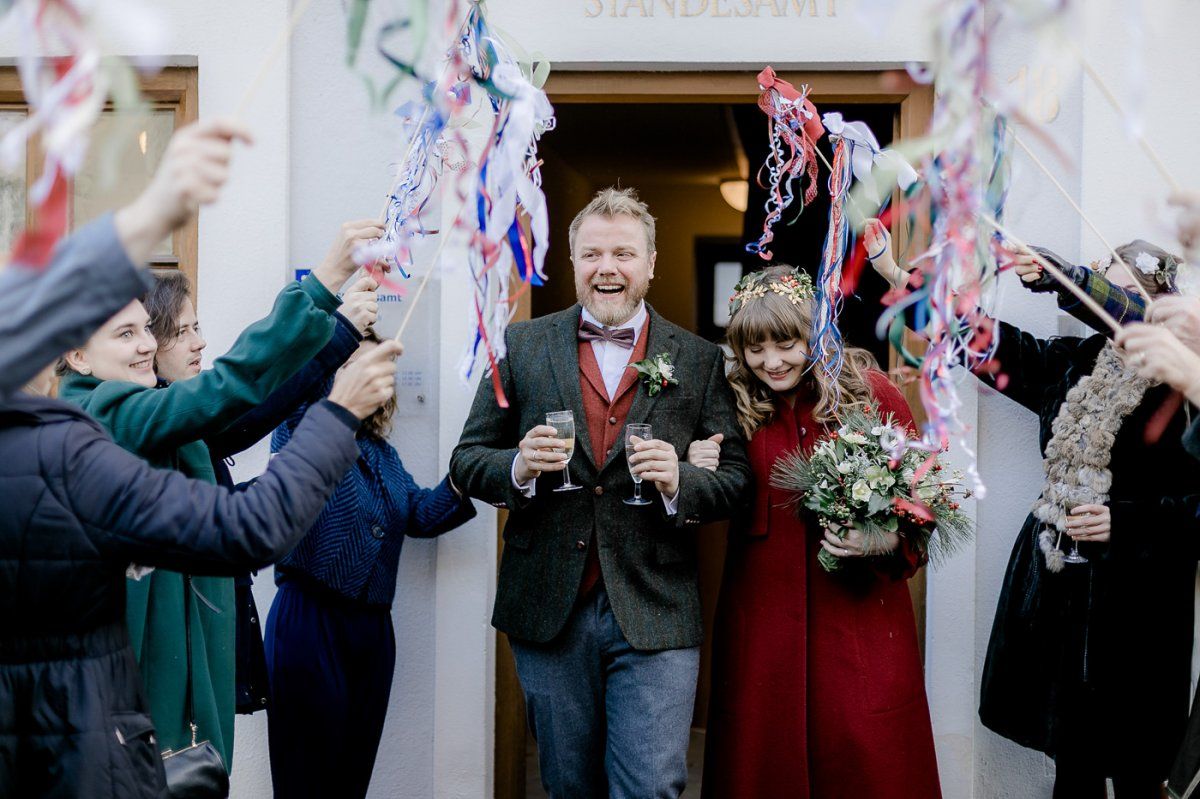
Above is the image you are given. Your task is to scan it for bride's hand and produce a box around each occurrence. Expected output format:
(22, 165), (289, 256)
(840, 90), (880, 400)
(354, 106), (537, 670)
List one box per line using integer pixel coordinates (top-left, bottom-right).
(863, 219), (909, 290)
(821, 523), (900, 558)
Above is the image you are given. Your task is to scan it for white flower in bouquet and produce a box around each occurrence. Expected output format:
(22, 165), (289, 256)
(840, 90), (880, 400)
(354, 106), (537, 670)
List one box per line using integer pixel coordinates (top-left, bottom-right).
(865, 464), (896, 491)
(841, 431), (869, 446)
(851, 480), (873, 504)
(837, 460), (855, 475)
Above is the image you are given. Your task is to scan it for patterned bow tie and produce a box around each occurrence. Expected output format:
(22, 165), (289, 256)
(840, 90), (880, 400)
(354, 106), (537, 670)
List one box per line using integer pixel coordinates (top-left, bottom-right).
(578, 320), (635, 349)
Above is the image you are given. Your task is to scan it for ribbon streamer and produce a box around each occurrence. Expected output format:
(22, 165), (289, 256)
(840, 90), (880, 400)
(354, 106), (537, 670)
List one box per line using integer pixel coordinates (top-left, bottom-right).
(351, 1), (555, 408)
(747, 67), (825, 261)
(812, 111), (921, 403)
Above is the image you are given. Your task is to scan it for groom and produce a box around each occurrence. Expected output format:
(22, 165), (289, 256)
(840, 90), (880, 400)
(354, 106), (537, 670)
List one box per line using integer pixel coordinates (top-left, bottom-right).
(451, 188), (750, 798)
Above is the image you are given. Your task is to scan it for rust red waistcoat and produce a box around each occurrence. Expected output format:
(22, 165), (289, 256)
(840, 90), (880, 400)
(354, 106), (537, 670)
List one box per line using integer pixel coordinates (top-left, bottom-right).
(576, 316), (651, 596)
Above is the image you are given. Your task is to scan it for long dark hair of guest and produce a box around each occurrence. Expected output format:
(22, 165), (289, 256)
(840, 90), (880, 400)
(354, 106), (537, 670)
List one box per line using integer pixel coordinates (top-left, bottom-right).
(357, 328), (398, 440)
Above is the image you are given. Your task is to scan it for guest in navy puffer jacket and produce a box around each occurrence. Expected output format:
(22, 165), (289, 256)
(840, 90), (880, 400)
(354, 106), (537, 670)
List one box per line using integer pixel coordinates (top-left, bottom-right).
(264, 328), (476, 799)
(0, 347), (398, 798)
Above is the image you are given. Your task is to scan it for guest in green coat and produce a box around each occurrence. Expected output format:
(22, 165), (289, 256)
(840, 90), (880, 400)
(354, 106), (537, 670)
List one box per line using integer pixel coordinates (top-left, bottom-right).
(55, 218), (382, 770)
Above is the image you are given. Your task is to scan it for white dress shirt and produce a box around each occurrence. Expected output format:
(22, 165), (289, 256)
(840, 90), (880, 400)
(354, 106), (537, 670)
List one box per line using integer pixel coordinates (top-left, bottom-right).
(512, 302), (678, 513)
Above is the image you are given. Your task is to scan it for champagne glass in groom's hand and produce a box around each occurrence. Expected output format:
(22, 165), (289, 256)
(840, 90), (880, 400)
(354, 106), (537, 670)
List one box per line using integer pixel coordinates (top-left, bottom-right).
(624, 424), (654, 506)
(547, 411), (582, 492)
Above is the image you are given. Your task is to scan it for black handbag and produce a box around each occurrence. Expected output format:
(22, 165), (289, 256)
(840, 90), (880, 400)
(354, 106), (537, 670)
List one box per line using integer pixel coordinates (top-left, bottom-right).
(161, 575), (231, 799)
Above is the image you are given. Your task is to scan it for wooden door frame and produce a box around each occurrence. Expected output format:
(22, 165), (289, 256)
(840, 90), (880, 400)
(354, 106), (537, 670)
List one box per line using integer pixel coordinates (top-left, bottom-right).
(495, 69), (934, 799)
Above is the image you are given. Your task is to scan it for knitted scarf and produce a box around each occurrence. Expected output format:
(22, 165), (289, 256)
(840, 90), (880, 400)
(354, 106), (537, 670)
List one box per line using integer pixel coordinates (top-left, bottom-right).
(1031, 341), (1149, 572)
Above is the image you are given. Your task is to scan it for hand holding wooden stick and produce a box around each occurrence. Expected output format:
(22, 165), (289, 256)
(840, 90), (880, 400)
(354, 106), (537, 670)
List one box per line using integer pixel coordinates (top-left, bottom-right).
(981, 216), (1123, 335)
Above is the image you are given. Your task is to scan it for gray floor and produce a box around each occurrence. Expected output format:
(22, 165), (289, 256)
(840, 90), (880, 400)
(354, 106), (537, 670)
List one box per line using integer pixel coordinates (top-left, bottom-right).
(527, 728), (706, 798)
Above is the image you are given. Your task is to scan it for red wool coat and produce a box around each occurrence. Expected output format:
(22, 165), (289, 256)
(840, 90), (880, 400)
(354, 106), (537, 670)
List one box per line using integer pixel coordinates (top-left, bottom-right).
(702, 372), (942, 798)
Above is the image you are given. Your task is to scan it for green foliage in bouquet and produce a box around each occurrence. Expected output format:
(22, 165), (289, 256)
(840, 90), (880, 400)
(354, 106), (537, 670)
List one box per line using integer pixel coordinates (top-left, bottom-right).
(769, 407), (974, 573)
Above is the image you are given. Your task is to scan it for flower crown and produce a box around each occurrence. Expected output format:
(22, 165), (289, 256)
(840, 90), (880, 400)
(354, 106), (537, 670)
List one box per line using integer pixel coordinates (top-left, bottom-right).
(728, 267), (816, 318)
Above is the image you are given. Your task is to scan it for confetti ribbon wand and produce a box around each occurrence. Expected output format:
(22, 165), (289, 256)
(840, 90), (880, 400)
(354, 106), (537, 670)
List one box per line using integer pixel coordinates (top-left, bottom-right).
(747, 67), (825, 261)
(370, 1), (554, 413)
(2, 0), (164, 267)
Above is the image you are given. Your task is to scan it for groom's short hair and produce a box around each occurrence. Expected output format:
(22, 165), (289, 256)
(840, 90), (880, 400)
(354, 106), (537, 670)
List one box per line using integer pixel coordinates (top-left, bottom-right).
(568, 187), (657, 256)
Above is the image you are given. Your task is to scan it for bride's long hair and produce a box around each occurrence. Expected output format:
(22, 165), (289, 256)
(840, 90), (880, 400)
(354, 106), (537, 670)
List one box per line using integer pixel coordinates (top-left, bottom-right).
(726, 265), (877, 438)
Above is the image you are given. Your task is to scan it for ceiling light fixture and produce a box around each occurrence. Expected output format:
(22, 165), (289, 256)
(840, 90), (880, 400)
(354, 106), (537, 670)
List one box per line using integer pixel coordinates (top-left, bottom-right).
(720, 179), (749, 213)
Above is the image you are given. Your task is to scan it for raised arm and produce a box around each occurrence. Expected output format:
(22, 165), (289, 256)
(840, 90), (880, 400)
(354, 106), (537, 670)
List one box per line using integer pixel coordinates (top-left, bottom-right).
(69, 342), (401, 572)
(974, 321), (1084, 414)
(85, 276), (342, 455)
(1014, 246), (1145, 333)
(207, 309), (363, 460)
(68, 401), (358, 574)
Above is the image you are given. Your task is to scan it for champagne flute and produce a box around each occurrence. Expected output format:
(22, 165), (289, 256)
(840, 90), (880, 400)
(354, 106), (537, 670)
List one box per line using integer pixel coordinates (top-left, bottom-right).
(1062, 523), (1088, 566)
(623, 423), (654, 506)
(547, 411), (582, 492)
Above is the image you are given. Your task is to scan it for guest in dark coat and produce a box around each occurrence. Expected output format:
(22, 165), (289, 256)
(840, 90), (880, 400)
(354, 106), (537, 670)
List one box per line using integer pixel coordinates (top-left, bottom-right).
(264, 328), (477, 799)
(1118, 311), (1200, 799)
(869, 221), (1198, 795)
(976, 321), (1200, 795)
(0, 344), (399, 799)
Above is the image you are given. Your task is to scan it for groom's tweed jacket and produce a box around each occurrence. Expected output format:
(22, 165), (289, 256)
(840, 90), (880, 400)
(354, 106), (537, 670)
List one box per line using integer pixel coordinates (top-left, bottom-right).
(451, 304), (751, 651)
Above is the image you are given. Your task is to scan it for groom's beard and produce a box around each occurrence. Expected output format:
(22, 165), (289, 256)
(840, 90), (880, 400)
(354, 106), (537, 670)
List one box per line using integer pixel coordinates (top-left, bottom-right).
(576, 277), (650, 327)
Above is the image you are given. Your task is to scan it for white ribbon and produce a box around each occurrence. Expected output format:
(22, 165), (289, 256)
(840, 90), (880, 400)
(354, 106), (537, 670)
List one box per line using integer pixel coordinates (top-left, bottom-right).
(822, 111), (919, 199)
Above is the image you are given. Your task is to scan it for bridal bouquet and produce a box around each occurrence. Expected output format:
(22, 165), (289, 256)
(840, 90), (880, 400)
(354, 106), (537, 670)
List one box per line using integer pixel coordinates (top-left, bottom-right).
(770, 408), (973, 572)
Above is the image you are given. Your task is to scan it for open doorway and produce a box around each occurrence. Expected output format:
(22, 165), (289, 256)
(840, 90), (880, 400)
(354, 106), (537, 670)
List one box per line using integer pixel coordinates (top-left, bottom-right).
(495, 72), (933, 799)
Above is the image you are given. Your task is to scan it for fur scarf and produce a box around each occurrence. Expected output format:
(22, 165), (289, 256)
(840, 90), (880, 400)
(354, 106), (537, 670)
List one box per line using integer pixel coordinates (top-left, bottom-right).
(1031, 341), (1149, 572)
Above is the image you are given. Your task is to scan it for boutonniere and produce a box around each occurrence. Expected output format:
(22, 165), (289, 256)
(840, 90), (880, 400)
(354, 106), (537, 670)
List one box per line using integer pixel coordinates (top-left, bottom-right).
(632, 352), (679, 397)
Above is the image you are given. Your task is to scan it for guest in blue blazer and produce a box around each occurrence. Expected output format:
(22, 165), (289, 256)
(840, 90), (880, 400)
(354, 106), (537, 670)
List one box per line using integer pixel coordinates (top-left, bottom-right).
(264, 327), (476, 799)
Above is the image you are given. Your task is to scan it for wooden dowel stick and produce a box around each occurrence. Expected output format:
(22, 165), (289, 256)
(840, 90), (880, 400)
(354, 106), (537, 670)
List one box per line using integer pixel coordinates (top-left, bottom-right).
(982, 215), (1123, 335)
(233, 0), (316, 120)
(1009, 131), (1156, 309)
